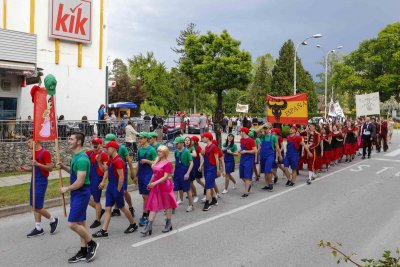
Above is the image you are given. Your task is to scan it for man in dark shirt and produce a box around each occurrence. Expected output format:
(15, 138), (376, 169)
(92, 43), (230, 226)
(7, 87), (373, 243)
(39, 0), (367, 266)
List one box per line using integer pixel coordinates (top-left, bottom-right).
(361, 117), (376, 159)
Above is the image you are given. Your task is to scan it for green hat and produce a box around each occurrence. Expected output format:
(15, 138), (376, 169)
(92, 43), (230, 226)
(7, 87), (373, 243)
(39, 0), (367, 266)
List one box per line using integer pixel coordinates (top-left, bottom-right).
(248, 131), (255, 138)
(149, 132), (158, 138)
(44, 74), (57, 95)
(173, 136), (185, 144)
(105, 133), (117, 144)
(138, 132), (151, 139)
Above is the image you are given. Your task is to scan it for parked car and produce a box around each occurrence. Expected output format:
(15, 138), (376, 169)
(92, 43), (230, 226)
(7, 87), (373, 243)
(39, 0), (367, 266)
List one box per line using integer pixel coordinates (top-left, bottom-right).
(188, 114), (209, 134)
(165, 116), (185, 133)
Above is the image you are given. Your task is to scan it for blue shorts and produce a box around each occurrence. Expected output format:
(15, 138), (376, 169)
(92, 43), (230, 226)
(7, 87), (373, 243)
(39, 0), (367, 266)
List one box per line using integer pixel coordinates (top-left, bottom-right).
(105, 187), (125, 209)
(283, 153), (299, 170)
(90, 178), (102, 203)
(204, 166), (217, 189)
(225, 160), (235, 174)
(260, 155), (274, 174)
(272, 153), (284, 169)
(173, 175), (191, 192)
(138, 172), (152, 195)
(68, 185), (91, 222)
(30, 180), (48, 209)
(239, 163), (253, 179)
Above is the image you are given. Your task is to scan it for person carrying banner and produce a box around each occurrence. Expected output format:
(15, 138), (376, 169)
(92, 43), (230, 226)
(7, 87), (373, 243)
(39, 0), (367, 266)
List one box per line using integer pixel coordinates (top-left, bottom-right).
(361, 117), (376, 159)
(92, 141), (138, 238)
(239, 127), (257, 197)
(306, 124), (320, 185)
(18, 138), (59, 237)
(86, 138), (108, 229)
(283, 125), (310, 186)
(104, 134), (136, 218)
(58, 132), (98, 263)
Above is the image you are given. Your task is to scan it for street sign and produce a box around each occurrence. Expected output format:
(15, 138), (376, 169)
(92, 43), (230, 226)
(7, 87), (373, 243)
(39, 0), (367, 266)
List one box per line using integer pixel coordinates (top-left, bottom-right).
(48, 0), (92, 44)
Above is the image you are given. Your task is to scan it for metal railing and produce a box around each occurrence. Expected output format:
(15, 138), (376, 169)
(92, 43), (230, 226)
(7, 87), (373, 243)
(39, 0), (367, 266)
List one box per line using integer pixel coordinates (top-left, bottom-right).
(0, 118), (152, 142)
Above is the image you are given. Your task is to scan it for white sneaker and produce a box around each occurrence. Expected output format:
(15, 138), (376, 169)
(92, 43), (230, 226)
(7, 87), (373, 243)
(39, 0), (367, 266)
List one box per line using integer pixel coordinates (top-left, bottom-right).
(193, 196), (199, 203)
(201, 197), (206, 203)
(186, 205), (194, 212)
(232, 183), (236, 190)
(176, 200), (183, 205)
(221, 189), (228, 194)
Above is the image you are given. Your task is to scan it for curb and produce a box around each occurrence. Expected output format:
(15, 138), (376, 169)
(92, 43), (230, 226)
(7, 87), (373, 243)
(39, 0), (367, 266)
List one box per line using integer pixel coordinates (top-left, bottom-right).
(0, 184), (138, 219)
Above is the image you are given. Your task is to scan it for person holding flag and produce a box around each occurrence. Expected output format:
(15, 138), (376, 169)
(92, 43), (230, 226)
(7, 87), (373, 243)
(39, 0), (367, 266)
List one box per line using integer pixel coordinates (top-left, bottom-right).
(58, 132), (99, 263)
(86, 138), (108, 229)
(18, 138), (59, 237)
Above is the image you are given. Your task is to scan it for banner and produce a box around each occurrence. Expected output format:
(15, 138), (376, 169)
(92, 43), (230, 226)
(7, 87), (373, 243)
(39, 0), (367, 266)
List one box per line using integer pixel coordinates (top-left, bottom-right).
(356, 92), (380, 117)
(33, 87), (58, 141)
(266, 93), (308, 125)
(328, 100), (345, 118)
(236, 103), (249, 113)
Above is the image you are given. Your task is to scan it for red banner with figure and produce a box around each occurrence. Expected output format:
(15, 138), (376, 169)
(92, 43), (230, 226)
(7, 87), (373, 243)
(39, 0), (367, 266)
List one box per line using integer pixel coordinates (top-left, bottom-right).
(32, 86), (58, 141)
(266, 93), (308, 125)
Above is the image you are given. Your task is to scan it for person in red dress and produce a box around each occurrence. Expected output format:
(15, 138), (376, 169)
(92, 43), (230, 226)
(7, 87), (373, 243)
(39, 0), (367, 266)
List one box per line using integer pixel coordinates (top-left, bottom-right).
(343, 121), (357, 162)
(306, 124), (320, 185)
(141, 145), (177, 236)
(331, 124), (344, 165)
(320, 126), (333, 172)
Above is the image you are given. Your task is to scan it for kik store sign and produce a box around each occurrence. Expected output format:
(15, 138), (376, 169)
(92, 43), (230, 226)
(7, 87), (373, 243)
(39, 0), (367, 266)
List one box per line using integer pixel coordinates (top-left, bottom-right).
(48, 0), (92, 44)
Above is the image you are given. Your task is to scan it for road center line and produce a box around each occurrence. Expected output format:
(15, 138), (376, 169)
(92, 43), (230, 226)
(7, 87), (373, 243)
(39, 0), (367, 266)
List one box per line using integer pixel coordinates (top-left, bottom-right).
(132, 160), (365, 248)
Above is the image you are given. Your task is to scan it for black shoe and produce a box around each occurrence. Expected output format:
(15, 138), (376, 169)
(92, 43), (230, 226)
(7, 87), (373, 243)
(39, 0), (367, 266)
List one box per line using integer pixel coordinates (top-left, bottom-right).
(307, 179), (312, 185)
(27, 228), (44, 238)
(124, 223), (138, 234)
(68, 250), (86, 263)
(90, 220), (101, 229)
(368, 155), (371, 159)
(261, 186), (269, 190)
(129, 207), (135, 218)
(345, 159), (348, 162)
(50, 218), (59, 234)
(86, 241), (99, 262)
(210, 198), (218, 206)
(361, 156), (366, 159)
(92, 229), (108, 238)
(100, 209), (105, 219)
(288, 181), (295, 187)
(240, 194), (249, 198)
(203, 201), (211, 211)
(274, 177), (278, 184)
(267, 185), (274, 192)
(285, 180), (291, 186)
(111, 209), (121, 217)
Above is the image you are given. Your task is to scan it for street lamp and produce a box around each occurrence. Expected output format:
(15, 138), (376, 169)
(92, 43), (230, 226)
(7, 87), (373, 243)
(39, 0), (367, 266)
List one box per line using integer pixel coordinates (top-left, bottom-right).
(294, 34), (322, 95)
(316, 45), (343, 117)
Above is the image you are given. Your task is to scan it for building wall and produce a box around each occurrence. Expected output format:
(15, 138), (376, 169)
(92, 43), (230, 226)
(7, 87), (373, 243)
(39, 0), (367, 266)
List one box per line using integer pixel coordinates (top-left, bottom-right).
(0, 0), (109, 120)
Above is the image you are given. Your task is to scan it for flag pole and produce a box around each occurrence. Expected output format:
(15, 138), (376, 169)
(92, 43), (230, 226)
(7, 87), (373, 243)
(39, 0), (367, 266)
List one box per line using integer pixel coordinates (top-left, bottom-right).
(55, 136), (67, 217)
(32, 141), (36, 211)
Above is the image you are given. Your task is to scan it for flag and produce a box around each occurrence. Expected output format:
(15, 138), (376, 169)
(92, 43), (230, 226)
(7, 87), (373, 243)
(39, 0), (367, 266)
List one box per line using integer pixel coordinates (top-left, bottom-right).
(236, 103), (249, 113)
(33, 86), (58, 141)
(356, 92), (380, 117)
(266, 93), (308, 125)
(328, 100), (345, 118)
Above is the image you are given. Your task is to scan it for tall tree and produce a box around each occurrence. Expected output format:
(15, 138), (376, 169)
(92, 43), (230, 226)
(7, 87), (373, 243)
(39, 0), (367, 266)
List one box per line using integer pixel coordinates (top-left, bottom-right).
(180, 30), (252, 145)
(271, 40), (318, 112)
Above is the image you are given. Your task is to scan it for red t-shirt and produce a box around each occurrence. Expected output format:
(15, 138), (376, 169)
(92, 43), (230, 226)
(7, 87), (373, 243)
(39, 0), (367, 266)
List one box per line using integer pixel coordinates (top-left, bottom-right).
(286, 135), (302, 150)
(35, 148), (52, 177)
(240, 137), (256, 151)
(86, 149), (109, 176)
(205, 144), (219, 165)
(107, 155), (125, 180)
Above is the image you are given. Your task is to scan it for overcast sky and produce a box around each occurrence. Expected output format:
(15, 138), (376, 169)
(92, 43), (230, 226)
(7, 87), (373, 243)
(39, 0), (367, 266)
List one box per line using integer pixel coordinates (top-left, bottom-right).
(107, 0), (399, 80)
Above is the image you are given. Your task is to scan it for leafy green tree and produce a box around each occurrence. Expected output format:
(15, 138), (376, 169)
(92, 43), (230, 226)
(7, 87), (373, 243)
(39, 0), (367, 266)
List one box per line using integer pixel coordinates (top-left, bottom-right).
(271, 40), (318, 112)
(180, 30), (252, 145)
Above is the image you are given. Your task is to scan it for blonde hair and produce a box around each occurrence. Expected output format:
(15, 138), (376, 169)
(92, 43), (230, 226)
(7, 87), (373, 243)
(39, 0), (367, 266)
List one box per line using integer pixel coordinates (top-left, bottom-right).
(157, 145), (169, 159)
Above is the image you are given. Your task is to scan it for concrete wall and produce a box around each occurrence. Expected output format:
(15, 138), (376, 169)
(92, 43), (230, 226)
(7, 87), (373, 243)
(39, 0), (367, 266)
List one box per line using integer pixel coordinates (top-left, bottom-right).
(0, 0), (109, 120)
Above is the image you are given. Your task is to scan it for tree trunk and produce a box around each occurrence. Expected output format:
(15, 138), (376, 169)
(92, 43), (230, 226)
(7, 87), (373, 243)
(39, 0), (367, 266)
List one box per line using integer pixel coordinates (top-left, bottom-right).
(215, 91), (224, 148)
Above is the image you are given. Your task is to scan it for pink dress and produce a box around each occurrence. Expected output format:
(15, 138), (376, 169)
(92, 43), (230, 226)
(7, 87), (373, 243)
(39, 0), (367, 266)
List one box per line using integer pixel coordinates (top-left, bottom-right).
(145, 160), (178, 212)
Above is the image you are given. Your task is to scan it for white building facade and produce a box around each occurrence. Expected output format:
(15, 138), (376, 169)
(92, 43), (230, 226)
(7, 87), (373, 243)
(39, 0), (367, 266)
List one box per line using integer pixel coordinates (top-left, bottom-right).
(0, 0), (109, 121)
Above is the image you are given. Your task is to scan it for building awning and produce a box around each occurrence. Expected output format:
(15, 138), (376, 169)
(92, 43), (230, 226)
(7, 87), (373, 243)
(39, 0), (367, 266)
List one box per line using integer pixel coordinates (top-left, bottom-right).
(108, 102), (137, 109)
(0, 60), (36, 72)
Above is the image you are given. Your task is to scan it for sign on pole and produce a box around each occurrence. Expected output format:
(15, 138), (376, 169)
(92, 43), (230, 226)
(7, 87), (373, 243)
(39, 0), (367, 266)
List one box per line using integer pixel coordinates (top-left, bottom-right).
(355, 92), (380, 117)
(266, 93), (308, 125)
(236, 103), (249, 113)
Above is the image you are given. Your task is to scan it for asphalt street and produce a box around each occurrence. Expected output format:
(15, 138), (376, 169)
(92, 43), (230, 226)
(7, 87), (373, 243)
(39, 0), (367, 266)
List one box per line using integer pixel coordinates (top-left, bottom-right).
(1, 134), (400, 267)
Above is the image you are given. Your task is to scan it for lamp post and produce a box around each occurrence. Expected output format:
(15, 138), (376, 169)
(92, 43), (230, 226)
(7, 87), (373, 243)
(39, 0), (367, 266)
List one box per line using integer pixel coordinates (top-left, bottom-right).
(316, 45), (343, 117)
(294, 34), (322, 95)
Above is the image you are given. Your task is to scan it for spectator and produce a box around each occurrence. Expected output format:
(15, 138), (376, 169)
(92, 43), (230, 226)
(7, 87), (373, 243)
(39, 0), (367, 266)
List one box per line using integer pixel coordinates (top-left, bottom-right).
(152, 114), (158, 131)
(199, 113), (207, 135)
(58, 115), (67, 139)
(110, 111), (117, 122)
(79, 115), (91, 136)
(236, 117), (241, 135)
(125, 120), (139, 158)
(228, 117), (233, 134)
(243, 116), (249, 128)
(221, 116), (228, 133)
(97, 104), (106, 137)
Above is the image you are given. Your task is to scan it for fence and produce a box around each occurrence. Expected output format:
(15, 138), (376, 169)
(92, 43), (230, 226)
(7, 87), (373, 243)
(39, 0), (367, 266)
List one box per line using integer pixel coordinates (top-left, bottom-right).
(0, 118), (152, 142)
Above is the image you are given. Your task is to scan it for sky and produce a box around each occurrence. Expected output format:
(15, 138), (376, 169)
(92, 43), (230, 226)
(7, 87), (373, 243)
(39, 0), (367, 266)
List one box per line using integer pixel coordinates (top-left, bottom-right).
(107, 0), (400, 81)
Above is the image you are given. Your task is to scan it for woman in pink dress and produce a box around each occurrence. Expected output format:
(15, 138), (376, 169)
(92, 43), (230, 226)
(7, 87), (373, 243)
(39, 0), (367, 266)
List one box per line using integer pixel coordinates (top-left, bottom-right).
(141, 145), (177, 236)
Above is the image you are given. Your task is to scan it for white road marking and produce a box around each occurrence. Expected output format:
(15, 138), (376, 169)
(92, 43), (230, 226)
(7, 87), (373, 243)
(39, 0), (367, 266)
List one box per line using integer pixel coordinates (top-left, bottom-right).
(396, 172), (400, 177)
(376, 167), (393, 174)
(349, 165), (370, 172)
(372, 158), (400, 163)
(385, 148), (400, 157)
(131, 160), (366, 248)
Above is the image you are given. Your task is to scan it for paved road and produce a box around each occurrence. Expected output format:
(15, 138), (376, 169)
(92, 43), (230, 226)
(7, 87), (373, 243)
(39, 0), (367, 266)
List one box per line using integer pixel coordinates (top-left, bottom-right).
(1, 135), (400, 266)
